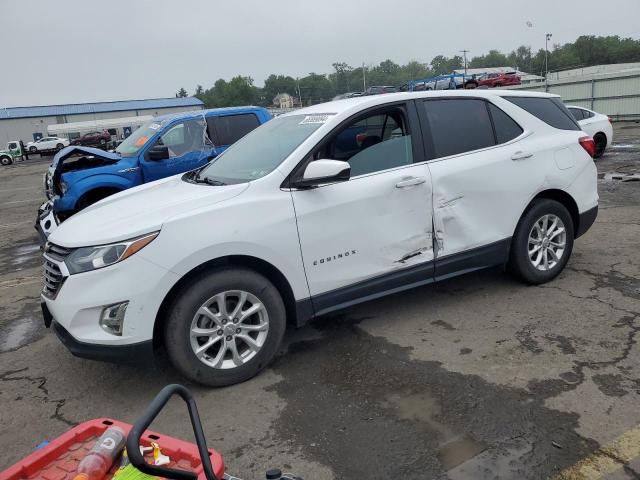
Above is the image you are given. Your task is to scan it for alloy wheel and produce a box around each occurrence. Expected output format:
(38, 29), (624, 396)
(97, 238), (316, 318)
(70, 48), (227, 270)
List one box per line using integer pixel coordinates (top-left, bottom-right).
(189, 290), (269, 369)
(528, 214), (567, 271)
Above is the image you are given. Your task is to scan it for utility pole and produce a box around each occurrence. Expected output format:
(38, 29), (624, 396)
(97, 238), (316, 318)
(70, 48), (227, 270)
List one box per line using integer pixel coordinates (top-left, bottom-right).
(362, 62), (366, 92)
(545, 33), (552, 89)
(296, 78), (302, 107)
(460, 50), (469, 76)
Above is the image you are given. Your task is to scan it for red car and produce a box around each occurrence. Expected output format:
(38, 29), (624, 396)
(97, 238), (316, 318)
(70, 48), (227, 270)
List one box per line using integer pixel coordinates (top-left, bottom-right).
(477, 72), (521, 88)
(70, 130), (111, 147)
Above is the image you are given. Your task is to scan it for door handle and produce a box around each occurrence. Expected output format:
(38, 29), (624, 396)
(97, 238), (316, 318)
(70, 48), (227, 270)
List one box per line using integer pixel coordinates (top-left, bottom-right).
(395, 176), (426, 188)
(511, 151), (533, 161)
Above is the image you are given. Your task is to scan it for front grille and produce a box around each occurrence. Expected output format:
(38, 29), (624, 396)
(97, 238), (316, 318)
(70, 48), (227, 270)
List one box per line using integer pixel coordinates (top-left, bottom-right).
(43, 259), (65, 299)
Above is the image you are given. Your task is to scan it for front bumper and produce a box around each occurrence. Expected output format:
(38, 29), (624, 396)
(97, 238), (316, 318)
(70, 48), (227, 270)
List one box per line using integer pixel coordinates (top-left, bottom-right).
(35, 200), (59, 243)
(50, 316), (154, 366)
(41, 248), (180, 351)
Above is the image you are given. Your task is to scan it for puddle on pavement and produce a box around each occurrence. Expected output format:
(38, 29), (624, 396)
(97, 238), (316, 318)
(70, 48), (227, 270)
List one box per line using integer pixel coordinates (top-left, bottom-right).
(0, 317), (41, 352)
(12, 244), (40, 265)
(384, 391), (487, 470)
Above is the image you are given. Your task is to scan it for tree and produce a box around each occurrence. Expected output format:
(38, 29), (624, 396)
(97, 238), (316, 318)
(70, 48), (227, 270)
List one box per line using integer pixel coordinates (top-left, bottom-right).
(430, 55), (462, 74)
(263, 74), (298, 105)
(331, 62), (353, 94)
(298, 73), (334, 105)
(184, 35), (640, 108)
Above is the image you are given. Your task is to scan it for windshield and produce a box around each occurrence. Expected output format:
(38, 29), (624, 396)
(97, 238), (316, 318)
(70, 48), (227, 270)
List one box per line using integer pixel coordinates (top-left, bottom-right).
(197, 114), (327, 184)
(115, 120), (164, 157)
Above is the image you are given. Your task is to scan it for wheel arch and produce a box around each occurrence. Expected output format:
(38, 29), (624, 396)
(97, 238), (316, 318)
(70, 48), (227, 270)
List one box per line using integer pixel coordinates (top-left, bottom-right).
(152, 255), (300, 351)
(525, 189), (580, 238)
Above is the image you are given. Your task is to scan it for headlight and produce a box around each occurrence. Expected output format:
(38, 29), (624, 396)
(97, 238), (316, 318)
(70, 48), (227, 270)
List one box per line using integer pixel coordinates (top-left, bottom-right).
(59, 181), (68, 194)
(65, 232), (159, 274)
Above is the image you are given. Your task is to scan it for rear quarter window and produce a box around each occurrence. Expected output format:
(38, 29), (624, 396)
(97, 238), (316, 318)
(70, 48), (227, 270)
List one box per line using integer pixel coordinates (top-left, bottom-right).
(504, 96), (580, 131)
(487, 103), (523, 144)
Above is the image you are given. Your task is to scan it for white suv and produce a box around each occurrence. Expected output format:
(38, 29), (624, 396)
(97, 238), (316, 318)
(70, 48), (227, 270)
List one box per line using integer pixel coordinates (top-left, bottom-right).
(42, 90), (598, 387)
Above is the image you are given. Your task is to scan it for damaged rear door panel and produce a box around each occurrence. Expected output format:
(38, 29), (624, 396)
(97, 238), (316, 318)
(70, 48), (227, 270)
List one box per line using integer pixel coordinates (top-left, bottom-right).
(418, 96), (578, 274)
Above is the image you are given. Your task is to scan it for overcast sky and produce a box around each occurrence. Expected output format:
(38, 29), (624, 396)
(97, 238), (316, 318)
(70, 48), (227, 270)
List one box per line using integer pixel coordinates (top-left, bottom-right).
(1, 0), (638, 107)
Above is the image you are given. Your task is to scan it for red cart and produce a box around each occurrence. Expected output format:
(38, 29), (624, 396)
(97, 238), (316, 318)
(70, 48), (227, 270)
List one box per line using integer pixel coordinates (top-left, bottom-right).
(0, 385), (298, 480)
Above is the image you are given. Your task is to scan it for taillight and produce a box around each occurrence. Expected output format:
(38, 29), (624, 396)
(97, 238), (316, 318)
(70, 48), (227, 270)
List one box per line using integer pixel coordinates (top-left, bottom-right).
(608, 116), (613, 124)
(579, 136), (596, 158)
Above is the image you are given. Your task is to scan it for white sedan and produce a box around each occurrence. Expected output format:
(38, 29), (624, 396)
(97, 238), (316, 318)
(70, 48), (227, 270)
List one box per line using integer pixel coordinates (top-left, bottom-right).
(568, 106), (613, 158)
(26, 136), (70, 153)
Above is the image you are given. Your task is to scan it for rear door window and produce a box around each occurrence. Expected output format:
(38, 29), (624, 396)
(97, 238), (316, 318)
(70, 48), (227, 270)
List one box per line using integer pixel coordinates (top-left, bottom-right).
(488, 103), (523, 144)
(422, 98), (495, 158)
(207, 113), (261, 146)
(504, 96), (580, 131)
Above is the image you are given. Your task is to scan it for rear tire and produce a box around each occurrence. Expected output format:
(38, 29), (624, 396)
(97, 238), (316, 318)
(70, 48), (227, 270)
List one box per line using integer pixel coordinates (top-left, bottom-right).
(593, 133), (607, 158)
(56, 143), (64, 150)
(509, 199), (574, 284)
(164, 267), (286, 387)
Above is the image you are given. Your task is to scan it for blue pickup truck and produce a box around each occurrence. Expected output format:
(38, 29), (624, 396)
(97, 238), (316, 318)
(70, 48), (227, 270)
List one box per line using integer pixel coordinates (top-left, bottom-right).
(36, 106), (271, 240)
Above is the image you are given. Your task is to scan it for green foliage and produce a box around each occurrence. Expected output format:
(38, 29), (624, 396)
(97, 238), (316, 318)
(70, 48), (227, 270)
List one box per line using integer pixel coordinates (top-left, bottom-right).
(298, 73), (334, 105)
(188, 35), (640, 108)
(197, 76), (260, 108)
(175, 87), (188, 98)
(263, 74), (298, 105)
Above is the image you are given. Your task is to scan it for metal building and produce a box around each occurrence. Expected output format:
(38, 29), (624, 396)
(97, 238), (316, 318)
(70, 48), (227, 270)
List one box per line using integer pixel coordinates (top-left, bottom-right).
(0, 97), (204, 144)
(505, 63), (640, 120)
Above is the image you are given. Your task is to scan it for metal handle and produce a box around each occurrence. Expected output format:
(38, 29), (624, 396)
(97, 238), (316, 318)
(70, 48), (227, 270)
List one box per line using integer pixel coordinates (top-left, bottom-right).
(511, 151), (533, 161)
(127, 384), (218, 480)
(395, 176), (426, 188)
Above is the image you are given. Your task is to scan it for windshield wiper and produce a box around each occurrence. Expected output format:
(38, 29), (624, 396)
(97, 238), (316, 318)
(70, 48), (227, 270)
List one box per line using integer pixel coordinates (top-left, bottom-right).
(194, 173), (226, 186)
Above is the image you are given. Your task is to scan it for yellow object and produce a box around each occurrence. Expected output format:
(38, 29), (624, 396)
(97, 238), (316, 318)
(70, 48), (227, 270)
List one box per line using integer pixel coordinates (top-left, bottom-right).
(112, 464), (157, 479)
(150, 441), (170, 466)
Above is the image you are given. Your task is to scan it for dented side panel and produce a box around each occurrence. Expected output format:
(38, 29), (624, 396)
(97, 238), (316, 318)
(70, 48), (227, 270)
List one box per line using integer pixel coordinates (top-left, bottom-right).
(291, 163), (434, 297)
(428, 130), (580, 259)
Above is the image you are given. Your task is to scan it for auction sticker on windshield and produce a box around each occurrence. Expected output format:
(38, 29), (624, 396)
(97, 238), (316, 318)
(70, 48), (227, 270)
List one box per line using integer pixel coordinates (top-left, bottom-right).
(299, 114), (335, 125)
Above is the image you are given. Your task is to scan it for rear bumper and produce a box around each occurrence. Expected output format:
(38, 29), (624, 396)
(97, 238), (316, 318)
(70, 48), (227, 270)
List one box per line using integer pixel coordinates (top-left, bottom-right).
(51, 319), (154, 366)
(576, 205), (598, 238)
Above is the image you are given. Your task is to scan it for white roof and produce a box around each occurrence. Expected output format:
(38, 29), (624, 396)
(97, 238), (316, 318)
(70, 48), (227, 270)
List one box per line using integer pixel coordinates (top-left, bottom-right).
(285, 89), (558, 117)
(47, 115), (153, 135)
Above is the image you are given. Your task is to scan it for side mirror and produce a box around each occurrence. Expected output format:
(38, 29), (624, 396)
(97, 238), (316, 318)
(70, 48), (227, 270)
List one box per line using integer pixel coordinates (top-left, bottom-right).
(148, 144), (169, 161)
(292, 159), (350, 188)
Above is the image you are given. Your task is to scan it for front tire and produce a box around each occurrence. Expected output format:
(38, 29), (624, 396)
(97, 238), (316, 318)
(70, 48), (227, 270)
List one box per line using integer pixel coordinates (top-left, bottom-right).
(56, 143), (64, 150)
(509, 199), (574, 284)
(29, 146), (37, 153)
(0, 156), (12, 166)
(164, 267), (286, 387)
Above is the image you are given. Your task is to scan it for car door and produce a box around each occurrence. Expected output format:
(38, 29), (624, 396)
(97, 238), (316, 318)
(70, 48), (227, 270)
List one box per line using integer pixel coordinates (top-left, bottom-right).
(418, 97), (531, 277)
(139, 118), (213, 182)
(577, 109), (598, 137)
(289, 102), (434, 313)
(39, 138), (51, 150)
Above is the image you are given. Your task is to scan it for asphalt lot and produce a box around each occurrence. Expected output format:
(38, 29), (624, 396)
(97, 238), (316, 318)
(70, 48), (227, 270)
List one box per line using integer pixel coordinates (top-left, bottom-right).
(1, 125), (639, 479)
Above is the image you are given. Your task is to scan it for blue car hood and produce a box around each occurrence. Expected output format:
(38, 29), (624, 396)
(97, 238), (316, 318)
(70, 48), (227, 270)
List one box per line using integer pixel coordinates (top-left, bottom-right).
(51, 145), (121, 168)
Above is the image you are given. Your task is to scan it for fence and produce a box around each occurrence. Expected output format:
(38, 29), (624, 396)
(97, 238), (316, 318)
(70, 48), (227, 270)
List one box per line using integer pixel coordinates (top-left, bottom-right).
(506, 69), (640, 120)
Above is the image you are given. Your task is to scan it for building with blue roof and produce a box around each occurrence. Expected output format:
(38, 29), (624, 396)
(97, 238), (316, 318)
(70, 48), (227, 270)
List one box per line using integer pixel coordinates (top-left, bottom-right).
(0, 97), (204, 144)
